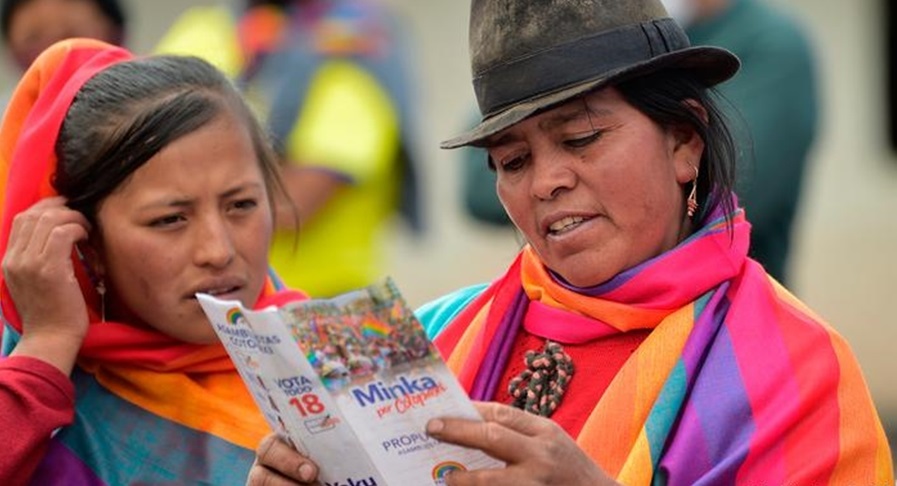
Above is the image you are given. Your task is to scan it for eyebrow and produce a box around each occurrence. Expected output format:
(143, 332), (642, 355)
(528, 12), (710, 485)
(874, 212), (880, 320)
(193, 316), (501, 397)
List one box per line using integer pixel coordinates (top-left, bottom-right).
(483, 101), (614, 147)
(541, 102), (614, 130)
(138, 182), (265, 210)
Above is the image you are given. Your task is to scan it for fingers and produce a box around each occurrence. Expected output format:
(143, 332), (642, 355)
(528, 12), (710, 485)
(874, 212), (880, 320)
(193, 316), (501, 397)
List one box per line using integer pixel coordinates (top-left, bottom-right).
(441, 467), (507, 486)
(4, 197), (89, 266)
(253, 433), (318, 484)
(3, 198), (94, 374)
(473, 401), (553, 437)
(246, 460), (314, 486)
(427, 407), (541, 464)
(429, 403), (616, 486)
(3, 198), (89, 306)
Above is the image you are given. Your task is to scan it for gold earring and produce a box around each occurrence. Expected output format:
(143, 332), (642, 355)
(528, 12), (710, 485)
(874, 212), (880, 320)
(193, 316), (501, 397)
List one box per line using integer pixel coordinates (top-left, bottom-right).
(96, 280), (106, 322)
(687, 165), (699, 218)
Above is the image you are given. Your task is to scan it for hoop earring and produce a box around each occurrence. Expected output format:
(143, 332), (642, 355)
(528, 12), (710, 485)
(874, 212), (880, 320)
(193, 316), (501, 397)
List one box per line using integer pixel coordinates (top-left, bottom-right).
(686, 165), (699, 218)
(96, 280), (106, 322)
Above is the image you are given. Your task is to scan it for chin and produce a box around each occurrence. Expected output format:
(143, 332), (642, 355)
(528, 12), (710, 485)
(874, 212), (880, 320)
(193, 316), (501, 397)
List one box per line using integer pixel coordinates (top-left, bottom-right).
(561, 273), (613, 288)
(167, 318), (222, 345)
(552, 258), (621, 288)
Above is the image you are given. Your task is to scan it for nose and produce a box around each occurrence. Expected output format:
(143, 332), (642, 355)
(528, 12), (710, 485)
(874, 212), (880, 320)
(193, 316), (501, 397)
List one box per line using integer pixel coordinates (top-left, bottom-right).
(193, 215), (235, 268)
(530, 149), (577, 200)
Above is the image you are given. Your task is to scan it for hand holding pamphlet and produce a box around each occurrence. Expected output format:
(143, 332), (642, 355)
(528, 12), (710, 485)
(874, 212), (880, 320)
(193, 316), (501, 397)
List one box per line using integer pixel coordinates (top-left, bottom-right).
(198, 278), (503, 486)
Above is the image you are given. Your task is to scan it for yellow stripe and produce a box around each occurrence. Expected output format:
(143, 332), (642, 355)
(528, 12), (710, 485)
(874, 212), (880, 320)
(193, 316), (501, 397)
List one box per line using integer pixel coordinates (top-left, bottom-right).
(617, 430), (655, 485)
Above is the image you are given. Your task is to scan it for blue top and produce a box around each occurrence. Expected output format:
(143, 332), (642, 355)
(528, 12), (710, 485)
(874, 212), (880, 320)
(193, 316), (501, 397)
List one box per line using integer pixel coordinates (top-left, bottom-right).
(415, 284), (488, 339)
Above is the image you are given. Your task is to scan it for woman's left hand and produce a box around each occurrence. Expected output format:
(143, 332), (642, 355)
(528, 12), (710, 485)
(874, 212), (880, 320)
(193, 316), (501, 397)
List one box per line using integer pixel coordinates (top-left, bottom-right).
(426, 401), (618, 486)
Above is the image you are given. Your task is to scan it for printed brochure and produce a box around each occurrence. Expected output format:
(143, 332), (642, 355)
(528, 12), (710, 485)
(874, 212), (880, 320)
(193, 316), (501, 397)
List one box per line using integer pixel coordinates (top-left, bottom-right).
(197, 279), (503, 486)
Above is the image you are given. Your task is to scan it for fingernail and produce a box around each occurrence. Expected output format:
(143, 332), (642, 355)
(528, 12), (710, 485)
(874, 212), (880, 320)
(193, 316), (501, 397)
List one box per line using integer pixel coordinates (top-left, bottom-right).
(298, 463), (315, 482)
(426, 419), (444, 435)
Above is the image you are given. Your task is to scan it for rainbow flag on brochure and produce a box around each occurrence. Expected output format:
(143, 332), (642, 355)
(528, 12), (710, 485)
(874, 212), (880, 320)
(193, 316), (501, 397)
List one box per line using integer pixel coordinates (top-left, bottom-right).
(362, 318), (392, 338)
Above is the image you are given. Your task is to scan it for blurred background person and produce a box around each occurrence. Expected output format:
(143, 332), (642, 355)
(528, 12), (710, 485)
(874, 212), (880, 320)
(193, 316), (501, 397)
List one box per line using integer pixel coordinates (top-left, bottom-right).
(661, 0), (819, 285)
(1, 0), (126, 110)
(155, 0), (424, 298)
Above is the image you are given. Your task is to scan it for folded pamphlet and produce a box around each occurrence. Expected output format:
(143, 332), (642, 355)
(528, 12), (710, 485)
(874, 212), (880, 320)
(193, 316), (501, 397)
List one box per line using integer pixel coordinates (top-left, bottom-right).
(198, 278), (503, 486)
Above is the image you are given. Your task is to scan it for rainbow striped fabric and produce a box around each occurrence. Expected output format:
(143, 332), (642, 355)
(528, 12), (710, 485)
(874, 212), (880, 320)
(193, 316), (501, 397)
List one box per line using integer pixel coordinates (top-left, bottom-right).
(433, 209), (894, 485)
(0, 39), (306, 484)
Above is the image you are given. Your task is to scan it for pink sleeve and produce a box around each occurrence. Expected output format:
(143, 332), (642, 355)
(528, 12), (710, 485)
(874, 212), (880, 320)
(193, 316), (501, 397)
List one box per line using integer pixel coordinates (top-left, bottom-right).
(0, 355), (75, 486)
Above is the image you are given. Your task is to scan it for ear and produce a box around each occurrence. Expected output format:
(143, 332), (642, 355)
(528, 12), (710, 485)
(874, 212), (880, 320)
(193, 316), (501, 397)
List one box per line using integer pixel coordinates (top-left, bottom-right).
(670, 99), (707, 184)
(78, 236), (106, 284)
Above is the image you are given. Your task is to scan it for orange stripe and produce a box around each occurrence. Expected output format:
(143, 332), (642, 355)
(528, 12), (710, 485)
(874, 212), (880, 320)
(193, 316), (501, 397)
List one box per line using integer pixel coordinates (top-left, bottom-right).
(521, 248), (672, 331)
(827, 333), (894, 485)
(577, 304), (694, 479)
(578, 356), (640, 476)
(89, 364), (268, 449)
(447, 303), (492, 390)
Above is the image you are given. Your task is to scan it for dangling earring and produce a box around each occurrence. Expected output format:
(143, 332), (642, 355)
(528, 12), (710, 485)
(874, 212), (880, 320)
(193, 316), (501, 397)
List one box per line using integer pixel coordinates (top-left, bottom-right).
(686, 165), (699, 218)
(96, 279), (106, 322)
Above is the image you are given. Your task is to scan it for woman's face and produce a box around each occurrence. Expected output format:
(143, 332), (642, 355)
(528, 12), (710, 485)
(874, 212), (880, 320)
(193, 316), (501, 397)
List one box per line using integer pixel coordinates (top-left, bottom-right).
(94, 112), (273, 344)
(7, 0), (119, 70)
(486, 87), (704, 287)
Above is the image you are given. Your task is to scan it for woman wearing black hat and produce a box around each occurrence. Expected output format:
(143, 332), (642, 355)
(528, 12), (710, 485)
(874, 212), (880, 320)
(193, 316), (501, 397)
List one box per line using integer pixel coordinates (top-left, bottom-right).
(248, 0), (893, 484)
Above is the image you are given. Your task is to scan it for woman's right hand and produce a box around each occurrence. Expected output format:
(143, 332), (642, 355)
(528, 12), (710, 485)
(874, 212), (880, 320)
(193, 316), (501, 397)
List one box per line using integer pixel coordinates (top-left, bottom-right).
(247, 433), (319, 485)
(2, 197), (91, 375)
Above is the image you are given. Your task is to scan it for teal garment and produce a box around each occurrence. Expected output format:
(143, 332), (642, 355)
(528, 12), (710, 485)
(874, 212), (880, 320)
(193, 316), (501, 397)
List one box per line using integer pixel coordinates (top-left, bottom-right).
(415, 283), (487, 339)
(1, 323), (255, 485)
(686, 0), (819, 284)
(461, 144), (512, 226)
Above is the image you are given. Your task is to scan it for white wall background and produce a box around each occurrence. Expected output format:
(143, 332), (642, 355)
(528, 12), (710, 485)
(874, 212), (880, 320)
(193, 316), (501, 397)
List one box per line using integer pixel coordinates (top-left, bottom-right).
(2, 0), (894, 447)
(759, 0), (897, 416)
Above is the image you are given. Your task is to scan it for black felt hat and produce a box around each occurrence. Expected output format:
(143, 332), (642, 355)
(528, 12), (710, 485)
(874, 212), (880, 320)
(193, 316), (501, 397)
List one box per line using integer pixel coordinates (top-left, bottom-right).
(442, 0), (740, 148)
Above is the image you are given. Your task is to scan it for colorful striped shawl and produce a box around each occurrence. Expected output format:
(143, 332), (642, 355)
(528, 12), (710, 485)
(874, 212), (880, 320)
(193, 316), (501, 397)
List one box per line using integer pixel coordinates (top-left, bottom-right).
(0, 39), (307, 484)
(434, 210), (893, 485)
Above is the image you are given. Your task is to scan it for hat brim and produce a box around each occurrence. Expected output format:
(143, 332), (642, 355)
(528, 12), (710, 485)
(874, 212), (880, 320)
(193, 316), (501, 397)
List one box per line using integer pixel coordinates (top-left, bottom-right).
(441, 45), (740, 149)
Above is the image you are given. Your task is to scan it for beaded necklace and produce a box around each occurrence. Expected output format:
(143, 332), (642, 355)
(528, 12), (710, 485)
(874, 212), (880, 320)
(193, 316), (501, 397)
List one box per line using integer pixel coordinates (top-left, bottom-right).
(507, 340), (574, 417)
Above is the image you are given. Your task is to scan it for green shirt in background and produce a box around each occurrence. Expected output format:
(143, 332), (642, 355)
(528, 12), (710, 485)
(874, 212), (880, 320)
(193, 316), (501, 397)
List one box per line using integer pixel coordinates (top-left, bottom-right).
(686, 0), (819, 284)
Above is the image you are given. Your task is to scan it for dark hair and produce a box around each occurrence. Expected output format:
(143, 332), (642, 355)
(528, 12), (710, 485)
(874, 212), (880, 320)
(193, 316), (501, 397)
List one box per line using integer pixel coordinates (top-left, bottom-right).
(53, 54), (287, 224)
(1, 0), (127, 42)
(616, 69), (738, 225)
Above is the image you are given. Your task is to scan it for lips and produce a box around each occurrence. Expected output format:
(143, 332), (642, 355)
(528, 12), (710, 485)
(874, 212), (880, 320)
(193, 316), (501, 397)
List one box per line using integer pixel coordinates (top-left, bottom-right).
(545, 214), (595, 236)
(201, 286), (240, 296)
(549, 216), (587, 234)
(190, 277), (246, 300)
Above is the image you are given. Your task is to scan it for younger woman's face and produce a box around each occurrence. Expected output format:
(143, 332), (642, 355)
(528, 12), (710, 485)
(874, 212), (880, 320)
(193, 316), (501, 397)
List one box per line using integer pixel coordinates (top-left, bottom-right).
(486, 87), (704, 287)
(95, 112), (273, 344)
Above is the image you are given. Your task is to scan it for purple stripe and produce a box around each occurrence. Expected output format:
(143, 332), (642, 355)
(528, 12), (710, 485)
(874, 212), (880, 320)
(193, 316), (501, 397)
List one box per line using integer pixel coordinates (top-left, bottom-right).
(661, 403), (712, 483)
(469, 288), (526, 401)
(681, 283), (730, 370)
(29, 440), (105, 486)
(660, 293), (753, 485)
